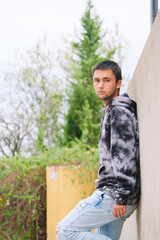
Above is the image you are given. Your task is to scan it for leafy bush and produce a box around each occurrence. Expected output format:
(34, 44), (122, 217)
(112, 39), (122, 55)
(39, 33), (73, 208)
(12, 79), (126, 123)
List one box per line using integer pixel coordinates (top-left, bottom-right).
(0, 142), (99, 239)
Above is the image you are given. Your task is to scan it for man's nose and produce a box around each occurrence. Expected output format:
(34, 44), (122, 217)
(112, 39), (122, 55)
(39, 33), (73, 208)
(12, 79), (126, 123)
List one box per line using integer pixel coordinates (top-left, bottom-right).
(99, 81), (104, 88)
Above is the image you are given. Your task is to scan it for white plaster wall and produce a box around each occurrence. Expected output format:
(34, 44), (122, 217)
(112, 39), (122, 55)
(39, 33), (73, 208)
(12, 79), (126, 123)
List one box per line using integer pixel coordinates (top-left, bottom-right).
(120, 11), (160, 240)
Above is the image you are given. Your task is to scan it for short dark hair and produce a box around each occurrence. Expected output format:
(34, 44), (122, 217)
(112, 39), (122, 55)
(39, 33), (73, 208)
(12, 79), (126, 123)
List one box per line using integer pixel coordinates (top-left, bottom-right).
(92, 60), (122, 83)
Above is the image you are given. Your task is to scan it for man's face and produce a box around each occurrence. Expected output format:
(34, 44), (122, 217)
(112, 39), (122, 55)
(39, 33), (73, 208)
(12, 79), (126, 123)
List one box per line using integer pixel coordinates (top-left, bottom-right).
(93, 69), (121, 105)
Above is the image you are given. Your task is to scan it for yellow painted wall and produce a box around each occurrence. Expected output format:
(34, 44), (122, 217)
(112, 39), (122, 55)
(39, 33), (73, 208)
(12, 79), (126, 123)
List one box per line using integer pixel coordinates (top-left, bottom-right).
(46, 165), (97, 240)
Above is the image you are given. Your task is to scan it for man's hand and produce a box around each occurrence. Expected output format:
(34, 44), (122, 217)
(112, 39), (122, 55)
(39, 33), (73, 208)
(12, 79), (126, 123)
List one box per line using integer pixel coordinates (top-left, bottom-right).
(113, 203), (126, 218)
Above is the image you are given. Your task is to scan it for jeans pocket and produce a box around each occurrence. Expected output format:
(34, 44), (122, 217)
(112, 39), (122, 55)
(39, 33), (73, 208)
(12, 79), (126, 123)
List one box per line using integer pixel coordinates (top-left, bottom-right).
(85, 190), (104, 207)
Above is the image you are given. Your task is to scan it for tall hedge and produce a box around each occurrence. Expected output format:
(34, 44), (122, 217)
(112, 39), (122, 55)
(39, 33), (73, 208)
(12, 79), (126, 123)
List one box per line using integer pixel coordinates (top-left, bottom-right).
(0, 143), (99, 239)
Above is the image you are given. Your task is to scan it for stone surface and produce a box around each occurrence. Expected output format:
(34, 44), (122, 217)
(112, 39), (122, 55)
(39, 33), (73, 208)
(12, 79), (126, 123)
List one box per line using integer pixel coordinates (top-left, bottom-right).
(120, 11), (160, 240)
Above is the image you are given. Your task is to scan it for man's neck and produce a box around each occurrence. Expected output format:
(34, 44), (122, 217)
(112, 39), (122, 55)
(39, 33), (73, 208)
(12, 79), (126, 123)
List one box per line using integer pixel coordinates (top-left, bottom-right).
(103, 93), (119, 106)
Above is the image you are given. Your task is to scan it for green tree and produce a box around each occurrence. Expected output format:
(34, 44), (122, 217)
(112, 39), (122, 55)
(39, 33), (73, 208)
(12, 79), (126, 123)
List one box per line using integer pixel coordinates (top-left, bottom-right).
(63, 0), (127, 145)
(0, 37), (63, 156)
(19, 38), (63, 150)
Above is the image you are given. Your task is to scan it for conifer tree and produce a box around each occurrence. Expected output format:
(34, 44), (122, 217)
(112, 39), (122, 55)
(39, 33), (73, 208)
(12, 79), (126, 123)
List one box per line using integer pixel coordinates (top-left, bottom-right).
(64, 0), (127, 145)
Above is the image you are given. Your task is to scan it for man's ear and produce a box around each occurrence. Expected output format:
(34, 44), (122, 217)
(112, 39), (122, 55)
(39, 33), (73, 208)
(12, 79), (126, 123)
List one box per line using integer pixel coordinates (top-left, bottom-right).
(116, 80), (122, 90)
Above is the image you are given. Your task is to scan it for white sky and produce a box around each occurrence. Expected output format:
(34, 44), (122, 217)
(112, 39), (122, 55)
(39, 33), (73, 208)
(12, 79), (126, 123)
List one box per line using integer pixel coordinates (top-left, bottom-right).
(0, 0), (159, 87)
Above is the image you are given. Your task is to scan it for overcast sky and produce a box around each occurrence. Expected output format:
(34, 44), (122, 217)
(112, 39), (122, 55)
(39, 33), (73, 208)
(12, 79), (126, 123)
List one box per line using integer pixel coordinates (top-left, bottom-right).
(0, 0), (159, 89)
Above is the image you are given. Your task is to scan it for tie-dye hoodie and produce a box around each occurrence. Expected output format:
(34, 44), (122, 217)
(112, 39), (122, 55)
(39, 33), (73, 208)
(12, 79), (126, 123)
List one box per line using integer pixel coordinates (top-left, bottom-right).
(95, 93), (140, 205)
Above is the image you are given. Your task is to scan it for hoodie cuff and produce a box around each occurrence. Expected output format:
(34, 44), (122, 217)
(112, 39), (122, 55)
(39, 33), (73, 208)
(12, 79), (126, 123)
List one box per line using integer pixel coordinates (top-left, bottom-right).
(115, 196), (127, 205)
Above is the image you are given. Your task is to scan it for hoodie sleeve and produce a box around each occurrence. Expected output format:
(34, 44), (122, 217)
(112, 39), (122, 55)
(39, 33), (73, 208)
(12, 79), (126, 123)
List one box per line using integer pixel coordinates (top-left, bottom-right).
(110, 106), (138, 205)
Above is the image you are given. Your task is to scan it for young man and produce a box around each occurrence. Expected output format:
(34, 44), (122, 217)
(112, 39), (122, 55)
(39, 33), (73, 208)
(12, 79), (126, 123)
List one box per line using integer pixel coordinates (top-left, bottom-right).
(56, 60), (140, 240)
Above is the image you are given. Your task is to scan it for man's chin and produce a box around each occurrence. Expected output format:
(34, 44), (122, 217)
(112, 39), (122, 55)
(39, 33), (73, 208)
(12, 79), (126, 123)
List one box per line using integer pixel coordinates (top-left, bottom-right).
(97, 95), (108, 100)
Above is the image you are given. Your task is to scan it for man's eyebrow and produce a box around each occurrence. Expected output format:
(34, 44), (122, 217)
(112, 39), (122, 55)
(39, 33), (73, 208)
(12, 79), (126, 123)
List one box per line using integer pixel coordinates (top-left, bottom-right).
(93, 77), (112, 80)
(103, 77), (112, 80)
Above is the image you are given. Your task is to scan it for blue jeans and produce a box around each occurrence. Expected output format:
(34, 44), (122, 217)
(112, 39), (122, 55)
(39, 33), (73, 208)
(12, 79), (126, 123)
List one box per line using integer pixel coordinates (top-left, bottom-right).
(56, 190), (137, 240)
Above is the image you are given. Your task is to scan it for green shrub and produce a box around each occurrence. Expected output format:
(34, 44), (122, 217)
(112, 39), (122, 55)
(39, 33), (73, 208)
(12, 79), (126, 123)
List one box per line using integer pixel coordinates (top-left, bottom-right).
(0, 142), (99, 239)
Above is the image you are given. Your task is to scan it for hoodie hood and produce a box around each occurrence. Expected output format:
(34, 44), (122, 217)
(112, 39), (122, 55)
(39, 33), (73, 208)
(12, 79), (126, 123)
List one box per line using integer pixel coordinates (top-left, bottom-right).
(105, 93), (137, 115)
